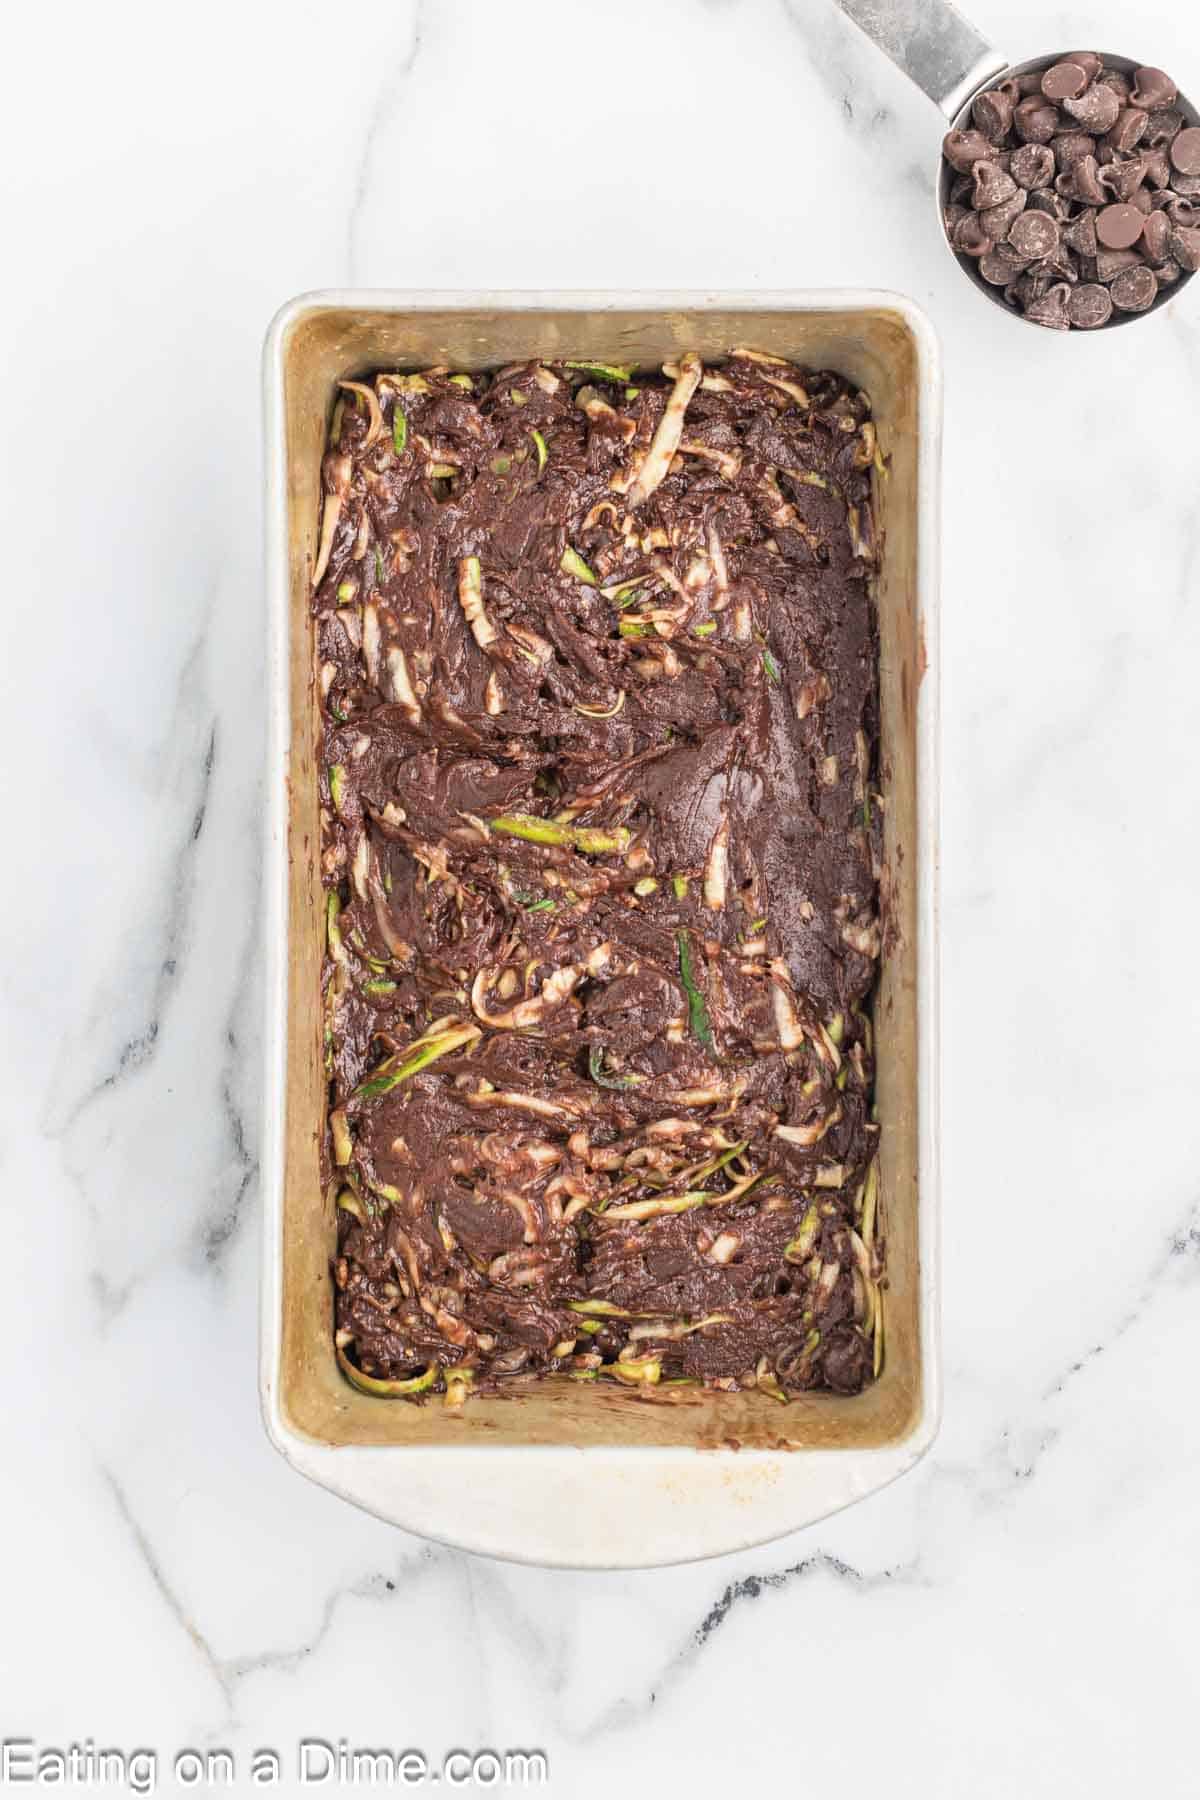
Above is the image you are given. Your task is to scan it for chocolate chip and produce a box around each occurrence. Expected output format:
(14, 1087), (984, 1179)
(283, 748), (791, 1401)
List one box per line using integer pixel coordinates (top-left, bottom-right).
(1008, 271), (1051, 308)
(1057, 154), (1106, 204)
(1027, 188), (1070, 220)
(1094, 245), (1143, 280)
(977, 251), (1014, 286)
(1145, 109), (1184, 147)
(1095, 202), (1145, 248)
(1096, 69), (1133, 107)
(1142, 149), (1172, 189)
(1163, 196), (1199, 228)
(1131, 67), (1177, 110)
(1062, 209), (1098, 256)
(1010, 143), (1056, 188)
(973, 86), (1016, 142)
(1025, 281), (1073, 328)
(1169, 225), (1200, 272)
(1051, 131), (1097, 170)
(1017, 70), (1047, 96)
(1029, 245), (1079, 283)
(1109, 264), (1158, 311)
(1139, 210), (1171, 262)
(1009, 210), (1060, 258)
(1063, 84), (1121, 133)
(1131, 184), (1154, 215)
(991, 239), (1033, 268)
(1170, 172), (1200, 196)
(979, 188), (1028, 240)
(1067, 282), (1113, 327)
(1041, 61), (1088, 102)
(971, 160), (1017, 208)
(942, 128), (996, 173)
(1105, 108), (1149, 155)
(1014, 96), (1060, 144)
(1065, 52), (1103, 82)
(951, 212), (993, 257)
(1154, 258), (1182, 287)
(1169, 127), (1200, 175)
(942, 202), (969, 235)
(1099, 156), (1148, 202)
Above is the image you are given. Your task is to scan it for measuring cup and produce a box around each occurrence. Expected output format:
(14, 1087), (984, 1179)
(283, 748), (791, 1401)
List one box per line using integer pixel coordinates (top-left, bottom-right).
(835, 0), (1199, 328)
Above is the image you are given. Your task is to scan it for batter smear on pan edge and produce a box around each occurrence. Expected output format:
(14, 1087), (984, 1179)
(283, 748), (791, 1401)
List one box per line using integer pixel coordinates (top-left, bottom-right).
(314, 348), (886, 1406)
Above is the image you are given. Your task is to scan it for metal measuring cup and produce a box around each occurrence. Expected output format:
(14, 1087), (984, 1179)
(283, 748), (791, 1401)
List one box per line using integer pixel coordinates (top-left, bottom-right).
(835, 0), (1199, 328)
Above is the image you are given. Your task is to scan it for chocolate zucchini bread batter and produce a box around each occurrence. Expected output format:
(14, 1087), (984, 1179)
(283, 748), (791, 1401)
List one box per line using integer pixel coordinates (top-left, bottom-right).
(314, 348), (886, 1404)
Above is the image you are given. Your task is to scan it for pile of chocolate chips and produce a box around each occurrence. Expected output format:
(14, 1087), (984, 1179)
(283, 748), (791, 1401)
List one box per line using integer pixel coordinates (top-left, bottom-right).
(941, 56), (1199, 329)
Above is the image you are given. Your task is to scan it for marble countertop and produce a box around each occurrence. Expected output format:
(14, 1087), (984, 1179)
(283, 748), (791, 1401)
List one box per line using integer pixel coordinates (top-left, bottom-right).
(6, 0), (1199, 1793)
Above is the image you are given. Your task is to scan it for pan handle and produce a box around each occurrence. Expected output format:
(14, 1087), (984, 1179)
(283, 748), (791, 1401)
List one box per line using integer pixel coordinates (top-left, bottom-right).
(833, 0), (1009, 120)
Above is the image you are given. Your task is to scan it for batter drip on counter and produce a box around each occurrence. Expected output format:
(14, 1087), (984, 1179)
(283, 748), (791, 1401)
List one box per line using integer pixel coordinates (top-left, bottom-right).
(314, 348), (886, 1405)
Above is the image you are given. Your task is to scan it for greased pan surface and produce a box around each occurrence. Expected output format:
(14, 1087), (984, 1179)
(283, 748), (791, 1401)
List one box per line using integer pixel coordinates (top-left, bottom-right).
(261, 292), (941, 1567)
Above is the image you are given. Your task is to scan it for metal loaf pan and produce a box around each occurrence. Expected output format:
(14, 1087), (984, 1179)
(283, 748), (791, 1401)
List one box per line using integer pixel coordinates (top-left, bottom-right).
(262, 291), (941, 1567)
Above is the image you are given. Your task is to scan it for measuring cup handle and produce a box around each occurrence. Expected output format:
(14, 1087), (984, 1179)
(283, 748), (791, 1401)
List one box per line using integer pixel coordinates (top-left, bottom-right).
(833, 0), (1009, 119)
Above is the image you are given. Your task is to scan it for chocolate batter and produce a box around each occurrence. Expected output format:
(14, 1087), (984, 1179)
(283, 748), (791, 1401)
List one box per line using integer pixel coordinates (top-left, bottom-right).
(313, 349), (885, 1404)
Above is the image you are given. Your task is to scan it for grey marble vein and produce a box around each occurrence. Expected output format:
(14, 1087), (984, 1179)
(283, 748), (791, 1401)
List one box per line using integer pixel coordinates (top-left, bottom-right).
(104, 1467), (234, 1713)
(555, 1551), (922, 1743)
(346, 0), (426, 283)
(199, 825), (263, 1270)
(45, 686), (217, 1139)
(779, 0), (896, 135)
(692, 1548), (914, 1647)
(1043, 1192), (1200, 1403)
(106, 1461), (451, 1730)
(779, 0), (937, 195)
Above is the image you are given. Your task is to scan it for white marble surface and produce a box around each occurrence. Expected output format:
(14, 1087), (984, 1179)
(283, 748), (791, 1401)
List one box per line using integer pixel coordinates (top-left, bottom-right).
(5, 0), (1200, 1793)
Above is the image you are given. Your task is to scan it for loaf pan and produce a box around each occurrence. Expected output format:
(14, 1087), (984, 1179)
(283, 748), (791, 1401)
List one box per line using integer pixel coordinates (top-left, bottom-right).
(261, 291), (942, 1567)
